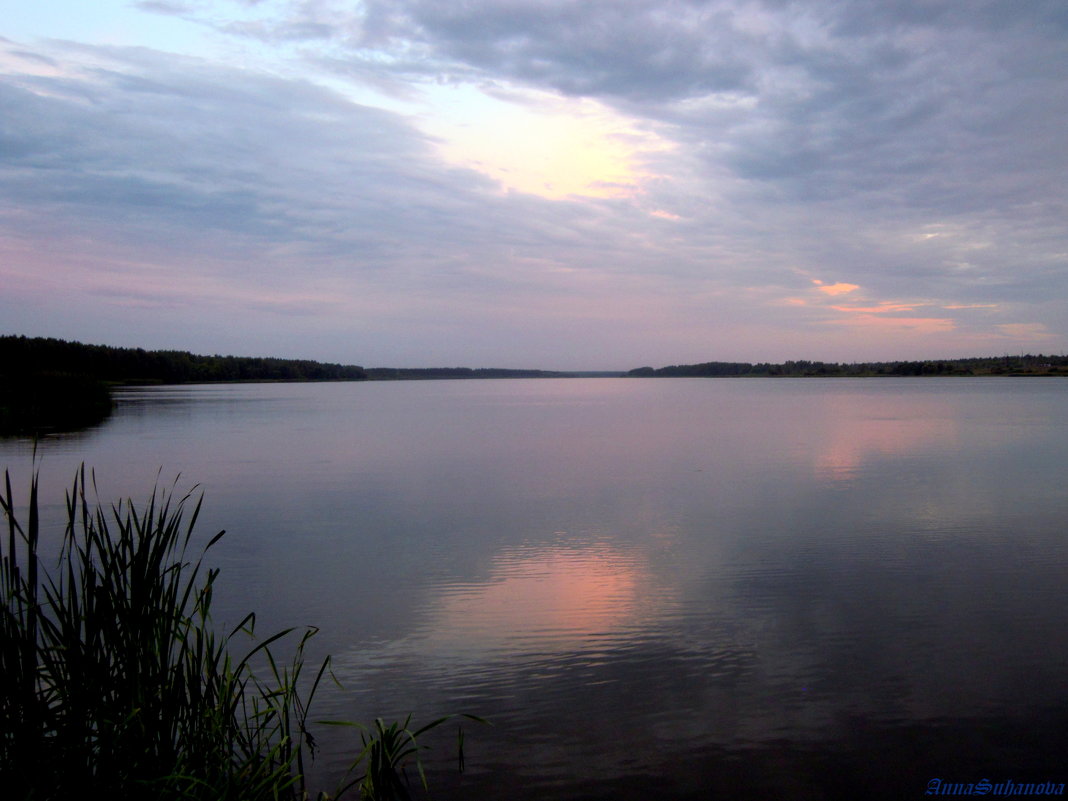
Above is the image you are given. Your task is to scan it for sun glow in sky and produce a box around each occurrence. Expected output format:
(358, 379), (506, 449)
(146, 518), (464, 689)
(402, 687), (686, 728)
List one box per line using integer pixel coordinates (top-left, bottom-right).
(422, 87), (664, 199)
(2, 1), (1066, 367)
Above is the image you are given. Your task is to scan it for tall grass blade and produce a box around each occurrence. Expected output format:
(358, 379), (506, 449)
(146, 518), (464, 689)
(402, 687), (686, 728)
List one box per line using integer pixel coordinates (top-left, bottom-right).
(0, 465), (477, 800)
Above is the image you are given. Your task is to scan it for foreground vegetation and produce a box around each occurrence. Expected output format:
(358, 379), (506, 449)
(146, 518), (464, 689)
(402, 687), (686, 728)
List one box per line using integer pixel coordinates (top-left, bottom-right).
(1, 467), (469, 800)
(628, 354), (1068, 377)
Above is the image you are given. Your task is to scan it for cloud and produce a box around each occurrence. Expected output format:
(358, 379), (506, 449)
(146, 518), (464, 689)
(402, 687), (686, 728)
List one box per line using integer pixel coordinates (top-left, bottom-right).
(829, 303), (917, 314)
(0, 42), (491, 256)
(996, 323), (1056, 342)
(231, 1), (1068, 297)
(5, 1), (1068, 365)
(132, 1), (196, 15)
(814, 281), (859, 297)
(825, 315), (956, 335)
(1, 38), (756, 364)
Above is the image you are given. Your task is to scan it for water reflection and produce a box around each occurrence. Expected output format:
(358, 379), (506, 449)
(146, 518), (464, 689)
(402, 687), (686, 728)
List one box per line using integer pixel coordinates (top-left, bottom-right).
(416, 539), (645, 658)
(808, 393), (960, 481)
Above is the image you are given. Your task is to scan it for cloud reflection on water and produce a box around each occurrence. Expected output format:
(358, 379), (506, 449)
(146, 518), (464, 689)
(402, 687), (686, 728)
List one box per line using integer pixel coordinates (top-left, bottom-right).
(808, 393), (961, 481)
(415, 540), (645, 658)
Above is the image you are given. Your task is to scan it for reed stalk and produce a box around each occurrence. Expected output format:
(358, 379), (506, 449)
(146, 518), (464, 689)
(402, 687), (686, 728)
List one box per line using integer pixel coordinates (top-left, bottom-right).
(0, 466), (471, 801)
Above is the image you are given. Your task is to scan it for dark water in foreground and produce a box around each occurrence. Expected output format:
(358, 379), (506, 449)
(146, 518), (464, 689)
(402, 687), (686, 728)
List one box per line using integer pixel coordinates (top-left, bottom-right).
(3, 378), (1067, 799)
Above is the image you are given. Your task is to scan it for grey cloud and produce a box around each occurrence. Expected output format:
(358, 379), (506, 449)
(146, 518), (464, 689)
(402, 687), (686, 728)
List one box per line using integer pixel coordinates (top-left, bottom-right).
(356, 0), (759, 100)
(0, 40), (698, 304)
(0, 46), (464, 252)
(220, 19), (338, 42)
(151, 1), (1067, 214)
(132, 1), (197, 15)
(5, 48), (61, 68)
(245, 1), (1066, 229)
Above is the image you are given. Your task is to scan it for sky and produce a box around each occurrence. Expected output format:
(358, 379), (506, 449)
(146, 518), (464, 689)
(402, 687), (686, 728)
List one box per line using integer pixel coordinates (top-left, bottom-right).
(2, 0), (1066, 370)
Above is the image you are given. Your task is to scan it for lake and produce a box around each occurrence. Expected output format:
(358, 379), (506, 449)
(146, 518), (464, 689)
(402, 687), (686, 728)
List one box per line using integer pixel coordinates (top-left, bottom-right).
(3, 377), (1067, 799)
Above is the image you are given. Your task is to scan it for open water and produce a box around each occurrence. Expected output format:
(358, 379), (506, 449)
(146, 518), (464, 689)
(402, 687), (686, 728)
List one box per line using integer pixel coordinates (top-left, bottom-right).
(3, 377), (1067, 799)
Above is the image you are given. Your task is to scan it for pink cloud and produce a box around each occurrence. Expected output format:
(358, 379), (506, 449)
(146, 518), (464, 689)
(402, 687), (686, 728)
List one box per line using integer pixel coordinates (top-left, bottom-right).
(813, 280), (860, 296)
(996, 323), (1055, 340)
(825, 314), (955, 334)
(829, 302), (918, 314)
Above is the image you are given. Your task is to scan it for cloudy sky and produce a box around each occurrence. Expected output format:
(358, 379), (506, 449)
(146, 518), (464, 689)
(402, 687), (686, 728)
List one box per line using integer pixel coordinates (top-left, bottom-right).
(2, 1), (1066, 369)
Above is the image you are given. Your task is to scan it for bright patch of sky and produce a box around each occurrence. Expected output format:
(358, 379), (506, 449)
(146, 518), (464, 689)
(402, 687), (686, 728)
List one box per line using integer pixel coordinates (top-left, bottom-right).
(418, 85), (671, 199)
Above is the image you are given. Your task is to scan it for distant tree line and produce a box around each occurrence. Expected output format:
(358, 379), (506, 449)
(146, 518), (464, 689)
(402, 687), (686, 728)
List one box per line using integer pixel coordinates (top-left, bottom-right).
(628, 355), (1068, 378)
(1, 335), (368, 384)
(0, 335), (368, 434)
(365, 366), (564, 380)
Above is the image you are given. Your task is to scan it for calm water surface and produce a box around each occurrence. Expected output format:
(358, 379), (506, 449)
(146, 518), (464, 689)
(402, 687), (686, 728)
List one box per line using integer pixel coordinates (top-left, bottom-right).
(3, 378), (1067, 799)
